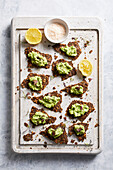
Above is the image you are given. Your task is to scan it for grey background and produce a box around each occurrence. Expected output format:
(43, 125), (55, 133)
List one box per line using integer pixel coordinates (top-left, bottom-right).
(0, 0), (113, 169)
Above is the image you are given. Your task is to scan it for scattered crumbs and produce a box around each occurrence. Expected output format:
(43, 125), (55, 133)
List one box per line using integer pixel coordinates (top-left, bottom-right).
(89, 50), (93, 54)
(50, 75), (54, 80)
(27, 96), (31, 99)
(48, 45), (51, 47)
(86, 93), (88, 96)
(30, 147), (32, 149)
(88, 78), (92, 82)
(35, 134), (38, 138)
(63, 82), (66, 87)
(70, 77), (74, 82)
(84, 57), (87, 59)
(64, 93), (68, 96)
(72, 37), (75, 40)
(15, 93), (17, 95)
(95, 58), (97, 60)
(72, 37), (78, 41)
(80, 97), (83, 99)
(32, 131), (35, 135)
(85, 143), (89, 146)
(60, 90), (62, 93)
(20, 69), (22, 72)
(71, 139), (75, 143)
(75, 142), (78, 145)
(39, 138), (41, 142)
(43, 141), (47, 148)
(95, 123), (99, 127)
(53, 86), (56, 90)
(59, 115), (62, 119)
(17, 86), (20, 91)
(84, 52), (86, 54)
(80, 37), (84, 40)
(24, 68), (26, 70)
(54, 55), (58, 60)
(32, 92), (34, 96)
(24, 122), (29, 127)
(23, 133), (33, 141)
(28, 68), (32, 72)
(89, 118), (92, 122)
(64, 117), (67, 121)
(84, 40), (90, 48)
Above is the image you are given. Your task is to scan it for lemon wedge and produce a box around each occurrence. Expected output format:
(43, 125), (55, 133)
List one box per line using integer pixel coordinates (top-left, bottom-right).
(25, 28), (42, 45)
(79, 59), (93, 77)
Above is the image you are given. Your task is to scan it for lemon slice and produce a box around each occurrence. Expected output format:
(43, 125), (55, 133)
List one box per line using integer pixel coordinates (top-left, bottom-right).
(79, 59), (93, 77)
(25, 28), (42, 45)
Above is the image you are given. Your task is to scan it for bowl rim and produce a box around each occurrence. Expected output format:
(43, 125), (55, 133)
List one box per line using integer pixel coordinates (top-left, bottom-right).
(44, 18), (69, 44)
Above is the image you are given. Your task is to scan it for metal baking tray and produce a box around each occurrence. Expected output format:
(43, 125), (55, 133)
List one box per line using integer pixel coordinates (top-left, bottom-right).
(11, 17), (102, 154)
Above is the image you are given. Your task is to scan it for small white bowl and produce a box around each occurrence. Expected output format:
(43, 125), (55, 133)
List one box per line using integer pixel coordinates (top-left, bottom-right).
(44, 18), (69, 44)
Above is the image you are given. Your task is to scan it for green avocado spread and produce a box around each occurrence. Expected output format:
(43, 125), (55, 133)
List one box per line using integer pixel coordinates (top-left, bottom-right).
(74, 125), (85, 135)
(39, 95), (60, 108)
(70, 85), (83, 95)
(28, 76), (42, 91)
(56, 62), (73, 75)
(28, 51), (47, 67)
(61, 46), (77, 56)
(69, 103), (89, 117)
(31, 111), (48, 125)
(48, 127), (63, 139)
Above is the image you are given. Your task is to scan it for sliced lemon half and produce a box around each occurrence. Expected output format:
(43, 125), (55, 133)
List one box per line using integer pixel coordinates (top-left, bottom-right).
(79, 59), (93, 77)
(25, 28), (42, 45)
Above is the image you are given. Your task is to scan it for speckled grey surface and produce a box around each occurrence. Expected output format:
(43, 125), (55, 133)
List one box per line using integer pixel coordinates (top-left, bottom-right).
(0, 0), (113, 169)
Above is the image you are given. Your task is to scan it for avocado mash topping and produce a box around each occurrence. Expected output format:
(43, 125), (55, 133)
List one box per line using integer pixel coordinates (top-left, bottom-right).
(61, 46), (77, 56)
(39, 95), (60, 108)
(74, 125), (85, 135)
(69, 103), (89, 117)
(28, 51), (47, 66)
(31, 111), (48, 125)
(48, 127), (63, 138)
(70, 85), (83, 94)
(56, 62), (73, 75)
(28, 76), (42, 91)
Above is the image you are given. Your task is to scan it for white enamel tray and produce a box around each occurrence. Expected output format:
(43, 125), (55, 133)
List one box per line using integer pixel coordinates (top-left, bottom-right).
(11, 17), (102, 154)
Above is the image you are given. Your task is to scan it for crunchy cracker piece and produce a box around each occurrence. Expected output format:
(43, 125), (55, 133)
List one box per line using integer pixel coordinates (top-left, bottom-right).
(66, 100), (95, 121)
(61, 80), (88, 98)
(68, 123), (89, 142)
(30, 106), (56, 125)
(21, 73), (50, 93)
(52, 59), (76, 81)
(32, 91), (62, 113)
(53, 41), (81, 60)
(25, 47), (52, 69)
(40, 122), (68, 144)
